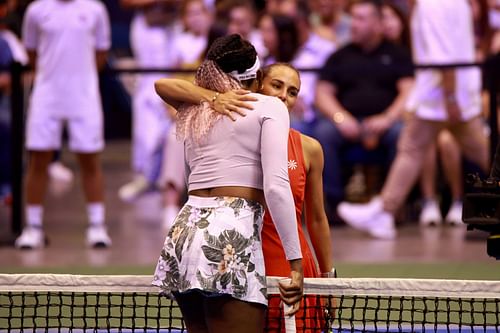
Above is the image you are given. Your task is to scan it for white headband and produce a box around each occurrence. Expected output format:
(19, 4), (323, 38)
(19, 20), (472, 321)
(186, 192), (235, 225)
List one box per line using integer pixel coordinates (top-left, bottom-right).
(229, 56), (260, 82)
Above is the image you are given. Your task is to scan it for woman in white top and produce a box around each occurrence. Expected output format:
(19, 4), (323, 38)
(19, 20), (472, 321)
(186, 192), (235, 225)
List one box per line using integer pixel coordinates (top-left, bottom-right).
(152, 34), (303, 333)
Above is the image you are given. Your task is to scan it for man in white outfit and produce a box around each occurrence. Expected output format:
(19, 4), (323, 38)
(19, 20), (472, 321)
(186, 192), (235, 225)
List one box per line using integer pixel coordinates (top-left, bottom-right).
(15, 0), (112, 249)
(337, 0), (489, 239)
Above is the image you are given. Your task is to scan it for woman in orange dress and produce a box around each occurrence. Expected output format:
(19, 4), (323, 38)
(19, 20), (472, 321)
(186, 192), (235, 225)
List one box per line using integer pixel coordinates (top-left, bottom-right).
(259, 63), (333, 333)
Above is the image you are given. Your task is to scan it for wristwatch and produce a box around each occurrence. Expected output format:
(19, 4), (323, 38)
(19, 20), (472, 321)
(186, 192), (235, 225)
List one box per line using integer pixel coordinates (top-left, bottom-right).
(321, 267), (337, 278)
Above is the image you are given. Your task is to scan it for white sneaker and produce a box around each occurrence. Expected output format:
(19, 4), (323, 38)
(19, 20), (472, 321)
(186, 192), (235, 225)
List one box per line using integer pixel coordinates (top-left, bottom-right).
(445, 201), (464, 226)
(337, 197), (384, 231)
(15, 227), (46, 249)
(419, 200), (442, 227)
(367, 211), (397, 239)
(162, 206), (180, 231)
(118, 176), (150, 202)
(338, 198), (396, 239)
(86, 225), (112, 248)
(48, 162), (74, 183)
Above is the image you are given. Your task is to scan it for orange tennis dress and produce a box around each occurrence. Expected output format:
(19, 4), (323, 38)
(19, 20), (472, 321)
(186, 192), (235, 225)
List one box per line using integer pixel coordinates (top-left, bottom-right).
(262, 129), (323, 332)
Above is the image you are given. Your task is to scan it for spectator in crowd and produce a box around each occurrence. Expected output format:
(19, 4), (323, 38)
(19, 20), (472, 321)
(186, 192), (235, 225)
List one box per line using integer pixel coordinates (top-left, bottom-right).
(118, 0), (180, 202)
(381, 1), (410, 49)
(15, 0), (112, 249)
(289, 2), (336, 135)
(314, 0), (414, 216)
(170, 0), (212, 68)
(259, 4), (336, 135)
(225, 0), (266, 57)
(310, 0), (351, 47)
(418, 131), (466, 226)
(338, 0), (489, 239)
(265, 0), (298, 16)
(260, 13), (300, 65)
(471, 0), (493, 58)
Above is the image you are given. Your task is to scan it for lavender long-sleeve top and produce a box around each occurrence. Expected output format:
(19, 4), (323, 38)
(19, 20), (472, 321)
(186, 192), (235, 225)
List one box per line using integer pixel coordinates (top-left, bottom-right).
(184, 93), (302, 261)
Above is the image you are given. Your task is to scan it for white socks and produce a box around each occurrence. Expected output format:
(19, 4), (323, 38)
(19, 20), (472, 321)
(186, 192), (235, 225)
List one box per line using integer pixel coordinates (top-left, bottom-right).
(26, 205), (43, 228)
(87, 202), (105, 227)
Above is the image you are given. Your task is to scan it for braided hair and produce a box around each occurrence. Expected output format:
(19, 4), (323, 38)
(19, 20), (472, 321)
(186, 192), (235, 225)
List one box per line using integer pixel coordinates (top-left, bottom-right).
(207, 34), (257, 75)
(176, 34), (258, 143)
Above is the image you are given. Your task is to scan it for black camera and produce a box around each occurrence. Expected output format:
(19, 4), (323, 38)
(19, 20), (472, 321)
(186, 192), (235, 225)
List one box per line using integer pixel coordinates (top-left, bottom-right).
(463, 173), (500, 259)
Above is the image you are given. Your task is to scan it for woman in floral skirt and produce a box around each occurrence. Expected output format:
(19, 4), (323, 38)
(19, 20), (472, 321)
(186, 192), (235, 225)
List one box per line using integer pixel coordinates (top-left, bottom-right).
(152, 34), (304, 333)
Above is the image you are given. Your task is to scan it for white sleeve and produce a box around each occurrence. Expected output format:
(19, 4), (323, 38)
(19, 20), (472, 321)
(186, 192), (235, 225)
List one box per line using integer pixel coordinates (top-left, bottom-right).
(22, 5), (39, 51)
(260, 97), (302, 260)
(94, 4), (111, 51)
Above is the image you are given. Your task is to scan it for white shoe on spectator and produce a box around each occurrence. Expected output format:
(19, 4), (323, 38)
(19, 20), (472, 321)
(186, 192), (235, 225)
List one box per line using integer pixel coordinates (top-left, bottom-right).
(15, 227), (46, 249)
(118, 175), (150, 202)
(48, 162), (74, 183)
(445, 201), (464, 226)
(419, 200), (442, 227)
(338, 199), (396, 239)
(337, 197), (384, 230)
(86, 225), (112, 248)
(367, 211), (396, 239)
(162, 206), (180, 231)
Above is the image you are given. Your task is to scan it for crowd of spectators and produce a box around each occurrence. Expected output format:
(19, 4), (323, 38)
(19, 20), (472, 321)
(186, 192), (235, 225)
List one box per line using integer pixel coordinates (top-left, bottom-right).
(2, 0), (500, 241)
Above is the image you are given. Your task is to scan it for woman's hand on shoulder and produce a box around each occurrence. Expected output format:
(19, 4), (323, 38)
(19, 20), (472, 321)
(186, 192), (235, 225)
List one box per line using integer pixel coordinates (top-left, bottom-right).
(211, 89), (257, 121)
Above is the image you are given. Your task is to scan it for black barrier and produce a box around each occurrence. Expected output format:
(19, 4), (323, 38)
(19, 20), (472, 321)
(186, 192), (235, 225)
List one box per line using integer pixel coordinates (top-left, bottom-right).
(4, 58), (500, 244)
(10, 62), (24, 234)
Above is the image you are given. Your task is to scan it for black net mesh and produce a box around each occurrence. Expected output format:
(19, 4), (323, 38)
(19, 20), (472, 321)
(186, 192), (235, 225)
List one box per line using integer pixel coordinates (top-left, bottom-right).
(2, 291), (500, 332)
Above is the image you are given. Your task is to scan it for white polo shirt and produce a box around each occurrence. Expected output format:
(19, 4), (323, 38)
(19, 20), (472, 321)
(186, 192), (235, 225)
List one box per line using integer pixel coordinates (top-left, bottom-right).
(409, 0), (481, 121)
(23, 0), (110, 117)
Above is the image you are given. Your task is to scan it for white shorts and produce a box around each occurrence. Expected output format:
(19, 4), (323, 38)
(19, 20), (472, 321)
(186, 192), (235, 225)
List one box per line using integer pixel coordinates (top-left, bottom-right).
(26, 111), (104, 153)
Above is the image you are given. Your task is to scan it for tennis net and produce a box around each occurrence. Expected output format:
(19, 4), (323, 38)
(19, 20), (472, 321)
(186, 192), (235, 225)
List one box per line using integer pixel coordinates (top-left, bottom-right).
(1, 274), (500, 332)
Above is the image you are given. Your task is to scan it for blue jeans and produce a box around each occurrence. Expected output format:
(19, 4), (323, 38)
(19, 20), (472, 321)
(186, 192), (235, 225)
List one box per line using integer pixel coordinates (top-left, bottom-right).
(312, 116), (403, 202)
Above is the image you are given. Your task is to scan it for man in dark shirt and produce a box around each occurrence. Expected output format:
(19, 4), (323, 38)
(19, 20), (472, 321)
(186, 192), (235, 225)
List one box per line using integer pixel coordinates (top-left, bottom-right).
(313, 0), (413, 209)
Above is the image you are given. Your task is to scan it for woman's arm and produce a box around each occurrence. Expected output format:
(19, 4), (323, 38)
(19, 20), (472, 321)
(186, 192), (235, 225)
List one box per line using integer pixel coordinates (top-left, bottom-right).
(261, 97), (303, 314)
(301, 134), (334, 274)
(154, 78), (256, 119)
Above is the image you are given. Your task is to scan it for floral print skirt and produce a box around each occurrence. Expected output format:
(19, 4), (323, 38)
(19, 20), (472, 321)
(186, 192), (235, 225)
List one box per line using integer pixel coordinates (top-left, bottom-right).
(152, 195), (268, 306)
